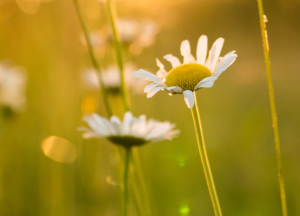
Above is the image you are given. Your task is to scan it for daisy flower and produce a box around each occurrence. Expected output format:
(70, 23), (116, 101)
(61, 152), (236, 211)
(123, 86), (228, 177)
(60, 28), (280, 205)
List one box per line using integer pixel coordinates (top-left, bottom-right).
(81, 63), (147, 94)
(78, 111), (179, 148)
(0, 60), (27, 112)
(132, 35), (237, 108)
(85, 18), (159, 55)
(116, 18), (159, 50)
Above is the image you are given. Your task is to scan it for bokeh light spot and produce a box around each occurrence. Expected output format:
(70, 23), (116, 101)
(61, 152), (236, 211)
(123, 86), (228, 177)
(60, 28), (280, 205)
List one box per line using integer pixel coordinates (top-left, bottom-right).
(81, 95), (97, 114)
(42, 136), (77, 163)
(179, 206), (190, 215)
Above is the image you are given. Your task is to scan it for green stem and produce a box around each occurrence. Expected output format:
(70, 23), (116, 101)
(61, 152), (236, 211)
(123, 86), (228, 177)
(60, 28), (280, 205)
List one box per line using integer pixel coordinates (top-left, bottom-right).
(257, 1), (287, 216)
(73, 0), (112, 117)
(105, 0), (130, 112)
(132, 149), (152, 216)
(191, 92), (222, 216)
(123, 147), (131, 216)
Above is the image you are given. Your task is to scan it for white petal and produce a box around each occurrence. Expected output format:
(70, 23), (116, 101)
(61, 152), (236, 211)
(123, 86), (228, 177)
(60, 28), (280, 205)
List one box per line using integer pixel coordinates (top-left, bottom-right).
(132, 69), (161, 83)
(147, 87), (164, 98)
(213, 51), (237, 78)
(164, 54), (181, 68)
(183, 90), (195, 108)
(197, 35), (208, 65)
(156, 58), (164, 69)
(197, 80), (214, 89)
(82, 132), (99, 139)
(92, 113), (116, 136)
(110, 116), (123, 136)
(205, 38), (224, 72)
(156, 69), (167, 79)
(83, 116), (107, 136)
(144, 83), (158, 93)
(194, 76), (217, 90)
(123, 112), (133, 135)
(166, 86), (182, 93)
(180, 40), (191, 64)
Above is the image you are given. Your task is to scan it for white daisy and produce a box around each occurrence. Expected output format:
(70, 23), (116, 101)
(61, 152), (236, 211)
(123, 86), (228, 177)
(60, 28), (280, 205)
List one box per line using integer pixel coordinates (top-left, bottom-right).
(85, 18), (159, 55)
(0, 60), (27, 112)
(81, 63), (147, 94)
(78, 111), (179, 147)
(132, 35), (237, 108)
(117, 18), (159, 49)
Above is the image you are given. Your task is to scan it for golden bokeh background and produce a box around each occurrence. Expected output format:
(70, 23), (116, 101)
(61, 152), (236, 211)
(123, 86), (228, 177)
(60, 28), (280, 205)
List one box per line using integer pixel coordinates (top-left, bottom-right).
(1, 0), (300, 215)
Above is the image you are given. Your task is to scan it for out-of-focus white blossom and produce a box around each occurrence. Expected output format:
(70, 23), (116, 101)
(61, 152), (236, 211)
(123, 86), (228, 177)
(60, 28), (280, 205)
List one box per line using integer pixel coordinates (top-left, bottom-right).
(0, 60), (27, 112)
(83, 18), (160, 55)
(81, 63), (148, 94)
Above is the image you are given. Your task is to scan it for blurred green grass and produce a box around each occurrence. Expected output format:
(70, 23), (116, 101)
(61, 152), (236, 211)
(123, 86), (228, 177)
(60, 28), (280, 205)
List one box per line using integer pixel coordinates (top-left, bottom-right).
(1, 0), (300, 215)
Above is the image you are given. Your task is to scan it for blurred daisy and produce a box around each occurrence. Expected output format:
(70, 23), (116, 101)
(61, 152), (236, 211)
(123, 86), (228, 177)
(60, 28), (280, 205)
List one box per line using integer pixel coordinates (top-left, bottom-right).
(85, 18), (159, 55)
(81, 63), (147, 94)
(78, 111), (179, 147)
(132, 35), (237, 108)
(0, 60), (27, 113)
(116, 18), (159, 54)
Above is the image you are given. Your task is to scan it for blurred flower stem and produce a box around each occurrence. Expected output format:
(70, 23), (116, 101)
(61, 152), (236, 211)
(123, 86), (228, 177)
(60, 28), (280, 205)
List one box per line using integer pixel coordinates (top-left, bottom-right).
(123, 147), (131, 216)
(105, 0), (130, 112)
(73, 0), (112, 116)
(191, 92), (222, 216)
(257, 1), (288, 216)
(132, 149), (152, 216)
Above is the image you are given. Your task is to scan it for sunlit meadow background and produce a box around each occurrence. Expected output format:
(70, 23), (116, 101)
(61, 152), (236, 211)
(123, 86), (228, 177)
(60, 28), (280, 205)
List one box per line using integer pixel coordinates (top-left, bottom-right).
(1, 0), (300, 215)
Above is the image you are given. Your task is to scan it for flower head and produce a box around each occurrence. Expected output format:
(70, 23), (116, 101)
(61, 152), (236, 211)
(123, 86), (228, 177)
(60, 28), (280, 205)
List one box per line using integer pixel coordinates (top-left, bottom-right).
(132, 35), (237, 108)
(78, 112), (179, 148)
(0, 60), (27, 113)
(83, 18), (160, 55)
(81, 63), (147, 94)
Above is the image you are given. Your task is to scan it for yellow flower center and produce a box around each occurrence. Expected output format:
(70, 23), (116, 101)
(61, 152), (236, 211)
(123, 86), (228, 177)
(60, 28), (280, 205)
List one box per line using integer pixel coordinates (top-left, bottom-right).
(164, 63), (211, 91)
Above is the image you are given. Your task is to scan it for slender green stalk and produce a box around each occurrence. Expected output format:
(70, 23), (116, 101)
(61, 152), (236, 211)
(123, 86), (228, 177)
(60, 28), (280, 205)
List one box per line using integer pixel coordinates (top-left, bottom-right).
(123, 147), (131, 216)
(132, 149), (152, 216)
(191, 92), (222, 216)
(73, 0), (112, 117)
(105, 0), (130, 112)
(257, 1), (287, 216)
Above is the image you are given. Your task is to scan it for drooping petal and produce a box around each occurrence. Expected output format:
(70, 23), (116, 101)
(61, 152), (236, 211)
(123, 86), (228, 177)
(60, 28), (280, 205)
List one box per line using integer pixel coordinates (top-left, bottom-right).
(132, 69), (161, 83)
(166, 86), (182, 93)
(82, 132), (99, 139)
(110, 116), (123, 135)
(144, 83), (158, 93)
(213, 51), (237, 78)
(205, 38), (224, 72)
(83, 116), (108, 136)
(123, 112), (133, 135)
(180, 40), (191, 64)
(164, 54), (181, 68)
(147, 87), (164, 98)
(156, 69), (167, 79)
(197, 35), (208, 65)
(197, 80), (214, 89)
(156, 58), (164, 69)
(92, 113), (116, 136)
(183, 90), (195, 108)
(194, 76), (217, 90)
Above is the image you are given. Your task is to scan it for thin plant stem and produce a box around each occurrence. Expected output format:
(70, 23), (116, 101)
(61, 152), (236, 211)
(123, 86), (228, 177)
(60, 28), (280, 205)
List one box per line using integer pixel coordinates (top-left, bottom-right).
(257, 1), (287, 216)
(132, 149), (152, 216)
(123, 147), (131, 216)
(105, 0), (130, 112)
(191, 92), (222, 216)
(73, 0), (112, 117)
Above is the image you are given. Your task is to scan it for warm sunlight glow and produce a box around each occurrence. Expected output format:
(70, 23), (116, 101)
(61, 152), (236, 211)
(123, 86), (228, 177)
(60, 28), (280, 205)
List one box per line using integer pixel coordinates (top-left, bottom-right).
(42, 136), (77, 163)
